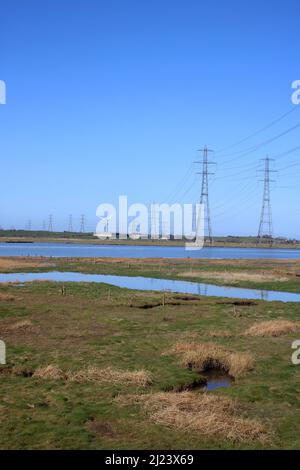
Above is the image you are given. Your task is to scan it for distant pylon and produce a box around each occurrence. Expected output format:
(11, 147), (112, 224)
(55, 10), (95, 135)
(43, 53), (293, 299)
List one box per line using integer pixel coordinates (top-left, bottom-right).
(257, 156), (276, 245)
(48, 214), (54, 232)
(68, 214), (73, 232)
(195, 146), (215, 244)
(80, 214), (85, 233)
(26, 219), (32, 231)
(150, 202), (159, 239)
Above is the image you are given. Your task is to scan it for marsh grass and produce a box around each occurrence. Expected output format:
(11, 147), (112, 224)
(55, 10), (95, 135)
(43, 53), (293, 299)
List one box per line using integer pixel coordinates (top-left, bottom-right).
(116, 392), (269, 443)
(33, 364), (152, 387)
(1, 257), (300, 449)
(167, 342), (254, 377)
(244, 320), (300, 337)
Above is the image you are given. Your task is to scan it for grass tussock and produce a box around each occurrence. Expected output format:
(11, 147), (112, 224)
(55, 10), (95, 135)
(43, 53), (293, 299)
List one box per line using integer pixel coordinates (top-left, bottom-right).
(180, 270), (288, 283)
(244, 320), (300, 337)
(69, 366), (151, 387)
(167, 342), (254, 377)
(116, 392), (268, 443)
(208, 330), (233, 338)
(9, 320), (34, 330)
(0, 293), (15, 301)
(33, 364), (151, 387)
(33, 365), (66, 380)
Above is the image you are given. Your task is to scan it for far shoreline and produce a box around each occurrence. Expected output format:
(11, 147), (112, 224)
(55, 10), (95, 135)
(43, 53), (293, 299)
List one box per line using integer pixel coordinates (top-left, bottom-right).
(0, 235), (300, 250)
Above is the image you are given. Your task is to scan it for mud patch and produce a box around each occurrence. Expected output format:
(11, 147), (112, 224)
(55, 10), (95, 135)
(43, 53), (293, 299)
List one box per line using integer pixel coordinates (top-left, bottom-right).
(13, 366), (34, 377)
(86, 419), (117, 438)
(164, 377), (206, 393)
(218, 300), (257, 307)
(132, 303), (161, 309)
(173, 295), (200, 302)
(131, 302), (181, 309)
(0, 366), (13, 377)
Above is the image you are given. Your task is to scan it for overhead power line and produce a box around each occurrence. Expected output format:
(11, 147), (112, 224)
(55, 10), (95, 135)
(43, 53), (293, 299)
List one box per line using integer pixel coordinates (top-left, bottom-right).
(215, 105), (299, 155)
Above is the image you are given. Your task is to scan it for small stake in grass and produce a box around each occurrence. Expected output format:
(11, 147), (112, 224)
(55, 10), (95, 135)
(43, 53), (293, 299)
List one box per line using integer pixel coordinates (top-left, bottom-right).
(61, 285), (65, 296)
(107, 288), (111, 301)
(233, 305), (239, 317)
(162, 292), (166, 307)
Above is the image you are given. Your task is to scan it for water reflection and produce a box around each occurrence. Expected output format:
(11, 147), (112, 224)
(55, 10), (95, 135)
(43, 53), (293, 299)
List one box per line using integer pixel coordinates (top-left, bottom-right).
(0, 271), (299, 303)
(201, 370), (233, 391)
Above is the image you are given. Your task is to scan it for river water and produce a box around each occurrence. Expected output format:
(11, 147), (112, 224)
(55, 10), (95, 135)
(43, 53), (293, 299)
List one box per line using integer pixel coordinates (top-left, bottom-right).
(1, 242), (300, 259)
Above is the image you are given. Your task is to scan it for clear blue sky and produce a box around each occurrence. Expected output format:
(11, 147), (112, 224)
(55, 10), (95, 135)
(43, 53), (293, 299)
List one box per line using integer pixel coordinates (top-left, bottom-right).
(1, 0), (300, 237)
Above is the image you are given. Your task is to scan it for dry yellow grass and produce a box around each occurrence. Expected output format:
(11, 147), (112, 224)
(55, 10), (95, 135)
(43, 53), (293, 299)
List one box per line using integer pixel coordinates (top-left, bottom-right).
(0, 293), (15, 301)
(116, 392), (268, 443)
(166, 342), (254, 377)
(32, 364), (151, 387)
(9, 320), (34, 330)
(69, 366), (151, 387)
(33, 365), (66, 380)
(244, 320), (300, 337)
(180, 270), (288, 283)
(0, 257), (49, 271)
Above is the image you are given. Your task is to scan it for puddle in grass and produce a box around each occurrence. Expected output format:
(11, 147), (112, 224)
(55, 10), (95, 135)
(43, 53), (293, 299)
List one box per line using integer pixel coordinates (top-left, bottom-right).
(201, 370), (233, 391)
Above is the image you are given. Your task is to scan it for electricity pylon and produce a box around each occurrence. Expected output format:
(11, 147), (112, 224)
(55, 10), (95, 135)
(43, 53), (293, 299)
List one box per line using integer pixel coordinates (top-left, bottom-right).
(80, 214), (85, 233)
(257, 156), (276, 245)
(195, 146), (215, 244)
(150, 203), (159, 239)
(48, 214), (53, 232)
(68, 214), (73, 232)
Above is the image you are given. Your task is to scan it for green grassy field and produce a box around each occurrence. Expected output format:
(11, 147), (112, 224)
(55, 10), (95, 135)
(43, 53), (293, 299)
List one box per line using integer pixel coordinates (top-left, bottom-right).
(1, 257), (300, 449)
(1, 256), (300, 293)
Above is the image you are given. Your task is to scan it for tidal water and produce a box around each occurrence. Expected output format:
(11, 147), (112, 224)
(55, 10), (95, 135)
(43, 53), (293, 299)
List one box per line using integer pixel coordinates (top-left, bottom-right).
(1, 242), (300, 259)
(0, 271), (299, 302)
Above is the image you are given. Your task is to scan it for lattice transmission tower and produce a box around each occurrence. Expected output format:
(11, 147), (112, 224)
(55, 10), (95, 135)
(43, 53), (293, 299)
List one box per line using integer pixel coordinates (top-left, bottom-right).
(68, 214), (73, 232)
(48, 214), (53, 232)
(257, 156), (276, 245)
(80, 214), (85, 233)
(195, 146), (215, 244)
